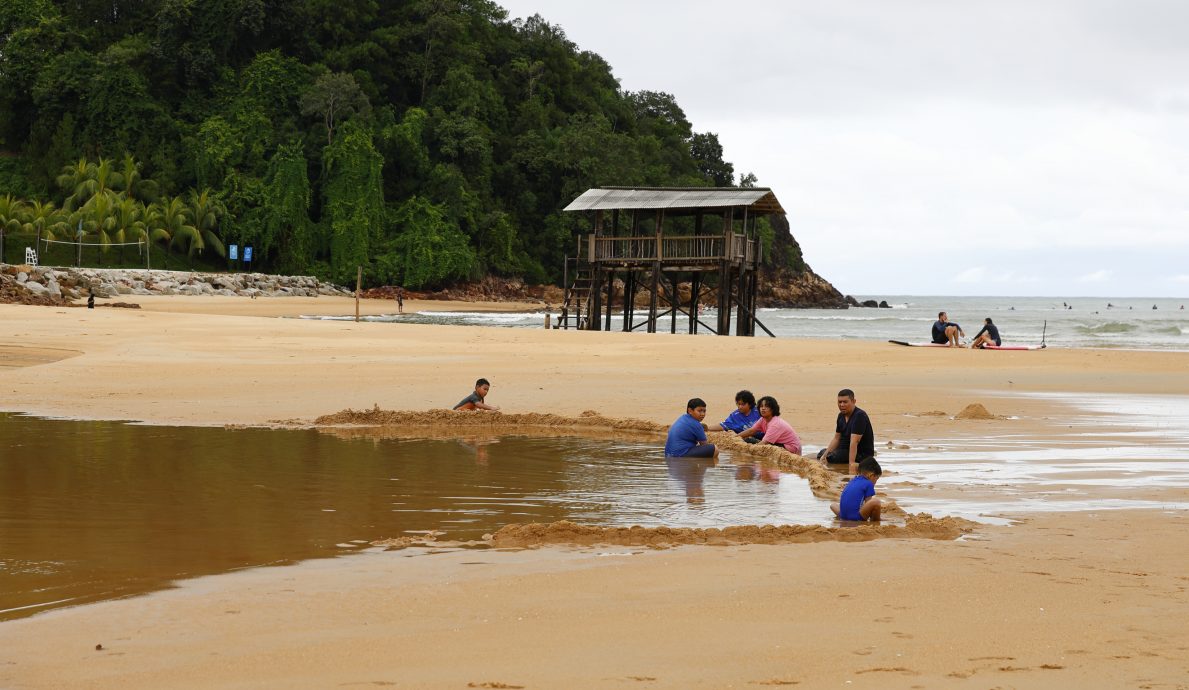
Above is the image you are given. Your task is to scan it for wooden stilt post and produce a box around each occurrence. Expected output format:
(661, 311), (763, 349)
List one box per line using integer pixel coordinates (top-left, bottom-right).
(605, 268), (614, 331)
(591, 267), (603, 331)
(355, 265), (362, 322)
(648, 265), (659, 333)
(623, 270), (634, 332)
(690, 271), (700, 334)
(670, 271), (679, 334)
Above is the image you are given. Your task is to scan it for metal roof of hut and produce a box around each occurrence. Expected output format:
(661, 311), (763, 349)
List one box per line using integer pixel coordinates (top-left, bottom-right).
(563, 187), (785, 215)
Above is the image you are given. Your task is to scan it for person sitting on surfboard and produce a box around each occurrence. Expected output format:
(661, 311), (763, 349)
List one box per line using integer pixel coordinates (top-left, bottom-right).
(970, 318), (1002, 349)
(931, 311), (965, 347)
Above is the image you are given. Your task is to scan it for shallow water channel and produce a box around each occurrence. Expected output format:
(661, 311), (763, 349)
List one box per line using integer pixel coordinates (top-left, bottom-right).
(0, 414), (829, 620)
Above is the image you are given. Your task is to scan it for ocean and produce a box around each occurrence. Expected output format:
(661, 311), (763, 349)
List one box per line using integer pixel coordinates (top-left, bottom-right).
(303, 295), (1189, 351)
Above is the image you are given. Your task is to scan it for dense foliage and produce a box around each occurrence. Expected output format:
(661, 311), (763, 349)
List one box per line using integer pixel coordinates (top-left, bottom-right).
(1, 0), (752, 287)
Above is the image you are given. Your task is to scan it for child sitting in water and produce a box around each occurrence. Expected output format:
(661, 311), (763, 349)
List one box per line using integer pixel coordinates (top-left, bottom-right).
(831, 458), (883, 521)
(665, 398), (718, 458)
(453, 378), (500, 411)
(706, 390), (762, 440)
(738, 396), (801, 455)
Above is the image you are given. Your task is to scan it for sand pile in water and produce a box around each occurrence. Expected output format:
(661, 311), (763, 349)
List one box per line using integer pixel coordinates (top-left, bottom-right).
(486, 514), (975, 548)
(955, 403), (998, 420)
(313, 406), (668, 433)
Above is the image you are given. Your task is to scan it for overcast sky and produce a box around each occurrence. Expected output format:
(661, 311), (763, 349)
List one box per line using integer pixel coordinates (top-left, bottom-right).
(497, 0), (1189, 297)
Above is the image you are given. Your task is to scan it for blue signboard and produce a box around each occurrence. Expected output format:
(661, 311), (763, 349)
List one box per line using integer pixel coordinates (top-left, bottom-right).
(244, 245), (254, 263)
(229, 244), (238, 261)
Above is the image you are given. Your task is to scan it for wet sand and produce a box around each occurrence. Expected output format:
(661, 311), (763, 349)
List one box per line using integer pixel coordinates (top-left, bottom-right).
(2, 297), (1189, 688)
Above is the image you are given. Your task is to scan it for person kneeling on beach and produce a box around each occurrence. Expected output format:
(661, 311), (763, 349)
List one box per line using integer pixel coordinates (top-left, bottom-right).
(817, 389), (875, 475)
(453, 378), (500, 411)
(970, 317), (1001, 349)
(932, 311), (965, 347)
(665, 398), (718, 458)
(831, 458), (883, 522)
(738, 396), (802, 455)
(706, 390), (763, 442)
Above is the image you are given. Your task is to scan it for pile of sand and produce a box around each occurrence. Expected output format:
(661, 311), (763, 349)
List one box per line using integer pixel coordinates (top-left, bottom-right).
(487, 514), (975, 548)
(314, 406), (669, 433)
(955, 403), (998, 420)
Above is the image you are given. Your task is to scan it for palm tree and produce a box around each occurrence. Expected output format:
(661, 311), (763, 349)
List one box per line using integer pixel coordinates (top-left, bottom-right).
(111, 196), (148, 265)
(79, 191), (119, 266)
(153, 196), (198, 266)
(21, 200), (68, 260)
(0, 194), (28, 264)
(57, 157), (122, 212)
(56, 159), (94, 211)
(186, 188), (227, 259)
(118, 154), (160, 205)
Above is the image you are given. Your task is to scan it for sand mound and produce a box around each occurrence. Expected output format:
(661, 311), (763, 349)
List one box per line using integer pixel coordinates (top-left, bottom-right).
(314, 405), (668, 434)
(955, 403), (998, 420)
(487, 514), (975, 548)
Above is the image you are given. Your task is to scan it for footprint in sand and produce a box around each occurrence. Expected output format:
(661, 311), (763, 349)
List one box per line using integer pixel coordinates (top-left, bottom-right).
(750, 680), (800, 686)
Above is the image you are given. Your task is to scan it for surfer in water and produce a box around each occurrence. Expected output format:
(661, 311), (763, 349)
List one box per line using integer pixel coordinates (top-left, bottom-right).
(970, 317), (1002, 349)
(931, 311), (965, 347)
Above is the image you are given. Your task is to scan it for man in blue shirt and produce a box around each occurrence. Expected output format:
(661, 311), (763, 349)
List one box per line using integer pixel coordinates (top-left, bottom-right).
(665, 398), (718, 458)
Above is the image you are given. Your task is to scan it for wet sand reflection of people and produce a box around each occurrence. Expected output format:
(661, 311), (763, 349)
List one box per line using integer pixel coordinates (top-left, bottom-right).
(734, 462), (781, 484)
(666, 456), (717, 504)
(456, 436), (500, 465)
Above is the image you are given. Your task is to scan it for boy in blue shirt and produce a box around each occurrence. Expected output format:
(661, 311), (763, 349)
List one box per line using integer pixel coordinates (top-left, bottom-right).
(707, 390), (762, 440)
(665, 398), (718, 458)
(831, 458), (882, 521)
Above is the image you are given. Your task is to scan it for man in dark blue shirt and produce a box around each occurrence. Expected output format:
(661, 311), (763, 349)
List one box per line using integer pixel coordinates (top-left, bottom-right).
(817, 389), (875, 475)
(665, 398), (718, 458)
(931, 311), (965, 346)
(971, 317), (1002, 348)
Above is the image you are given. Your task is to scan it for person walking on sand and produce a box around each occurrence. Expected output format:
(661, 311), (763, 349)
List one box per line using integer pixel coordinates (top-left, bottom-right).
(817, 389), (875, 475)
(931, 311), (965, 347)
(831, 458), (883, 521)
(453, 378), (500, 411)
(665, 398), (718, 458)
(396, 287), (404, 314)
(970, 317), (1002, 349)
(738, 396), (802, 455)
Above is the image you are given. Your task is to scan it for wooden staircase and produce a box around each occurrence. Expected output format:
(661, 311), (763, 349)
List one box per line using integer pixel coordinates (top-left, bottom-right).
(560, 256), (593, 330)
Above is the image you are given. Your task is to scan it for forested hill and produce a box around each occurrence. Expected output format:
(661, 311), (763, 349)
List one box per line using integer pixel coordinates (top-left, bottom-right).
(0, 1), (823, 294)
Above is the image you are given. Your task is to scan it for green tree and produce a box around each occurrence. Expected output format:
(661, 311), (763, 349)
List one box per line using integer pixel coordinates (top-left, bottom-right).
(300, 72), (370, 145)
(322, 121), (383, 283)
(381, 196), (476, 288)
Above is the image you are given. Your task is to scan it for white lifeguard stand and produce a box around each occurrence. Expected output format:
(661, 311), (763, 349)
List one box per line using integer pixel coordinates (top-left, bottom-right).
(25, 247), (38, 267)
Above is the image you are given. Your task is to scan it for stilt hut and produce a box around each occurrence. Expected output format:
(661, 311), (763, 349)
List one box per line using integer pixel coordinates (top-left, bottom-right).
(560, 186), (784, 336)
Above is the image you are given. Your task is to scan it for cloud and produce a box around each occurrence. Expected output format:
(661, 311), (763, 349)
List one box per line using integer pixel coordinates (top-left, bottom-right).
(1171, 275), (1189, 284)
(1078, 270), (1114, 283)
(500, 0), (1189, 296)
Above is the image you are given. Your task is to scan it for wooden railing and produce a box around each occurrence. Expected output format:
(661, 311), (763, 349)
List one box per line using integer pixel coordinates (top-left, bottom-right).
(587, 233), (758, 264)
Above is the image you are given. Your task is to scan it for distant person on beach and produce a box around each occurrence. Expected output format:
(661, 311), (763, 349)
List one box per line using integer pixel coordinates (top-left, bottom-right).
(970, 317), (1002, 349)
(931, 311), (964, 346)
(453, 378), (500, 411)
(86, 290), (95, 309)
(817, 389), (875, 475)
(396, 287), (404, 314)
(706, 390), (762, 440)
(831, 458), (883, 521)
(738, 396), (802, 455)
(665, 398), (718, 458)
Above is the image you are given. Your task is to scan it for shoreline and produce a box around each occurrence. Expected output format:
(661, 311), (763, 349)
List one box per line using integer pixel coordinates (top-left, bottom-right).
(2, 296), (1188, 688)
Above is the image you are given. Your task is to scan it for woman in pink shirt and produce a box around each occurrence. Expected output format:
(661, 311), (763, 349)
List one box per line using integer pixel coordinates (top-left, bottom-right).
(739, 396), (802, 455)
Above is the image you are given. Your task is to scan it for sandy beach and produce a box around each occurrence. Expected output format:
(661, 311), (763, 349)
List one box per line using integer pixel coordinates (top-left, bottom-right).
(1, 295), (1188, 689)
